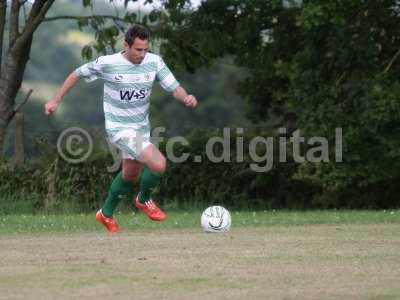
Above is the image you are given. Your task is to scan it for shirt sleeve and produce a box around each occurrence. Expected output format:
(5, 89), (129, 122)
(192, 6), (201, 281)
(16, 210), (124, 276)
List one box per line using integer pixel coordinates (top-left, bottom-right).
(74, 57), (103, 82)
(156, 56), (180, 92)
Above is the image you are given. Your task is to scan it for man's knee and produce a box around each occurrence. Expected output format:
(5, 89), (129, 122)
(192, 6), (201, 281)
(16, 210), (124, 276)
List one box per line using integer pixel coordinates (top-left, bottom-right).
(150, 157), (167, 174)
(122, 166), (142, 182)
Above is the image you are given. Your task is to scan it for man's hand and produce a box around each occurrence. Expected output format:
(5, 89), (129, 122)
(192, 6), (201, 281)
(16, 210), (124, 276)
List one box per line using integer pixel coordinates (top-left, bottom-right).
(173, 87), (198, 108)
(44, 72), (80, 115)
(45, 98), (61, 115)
(183, 95), (198, 108)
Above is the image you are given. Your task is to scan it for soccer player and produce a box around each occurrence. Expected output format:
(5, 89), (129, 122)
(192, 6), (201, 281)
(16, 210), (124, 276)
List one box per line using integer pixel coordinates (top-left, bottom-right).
(44, 25), (198, 233)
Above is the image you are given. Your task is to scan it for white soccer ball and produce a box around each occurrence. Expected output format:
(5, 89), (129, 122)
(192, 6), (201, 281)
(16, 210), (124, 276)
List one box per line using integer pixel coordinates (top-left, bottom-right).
(201, 206), (231, 233)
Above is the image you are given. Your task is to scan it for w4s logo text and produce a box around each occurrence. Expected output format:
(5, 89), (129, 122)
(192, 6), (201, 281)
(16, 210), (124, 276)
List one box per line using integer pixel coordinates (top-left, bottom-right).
(119, 89), (149, 101)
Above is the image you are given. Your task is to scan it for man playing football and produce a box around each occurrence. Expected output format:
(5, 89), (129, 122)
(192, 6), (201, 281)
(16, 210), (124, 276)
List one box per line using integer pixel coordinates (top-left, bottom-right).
(45, 24), (198, 233)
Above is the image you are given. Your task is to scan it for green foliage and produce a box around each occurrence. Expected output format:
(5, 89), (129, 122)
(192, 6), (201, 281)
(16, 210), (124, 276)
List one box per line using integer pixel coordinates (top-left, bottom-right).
(4, 0), (399, 211)
(0, 150), (115, 212)
(153, 0), (400, 209)
(3, 128), (399, 214)
(81, 45), (93, 61)
(82, 0), (92, 8)
(156, 128), (312, 209)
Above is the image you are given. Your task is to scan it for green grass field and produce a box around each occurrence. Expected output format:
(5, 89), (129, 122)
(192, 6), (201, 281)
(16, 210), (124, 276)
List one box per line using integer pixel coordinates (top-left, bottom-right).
(1, 210), (399, 299)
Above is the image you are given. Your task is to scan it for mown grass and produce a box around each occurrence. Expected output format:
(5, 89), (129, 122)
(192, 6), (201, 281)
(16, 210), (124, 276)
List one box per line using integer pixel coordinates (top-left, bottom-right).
(1, 224), (400, 300)
(0, 210), (399, 235)
(1, 211), (400, 299)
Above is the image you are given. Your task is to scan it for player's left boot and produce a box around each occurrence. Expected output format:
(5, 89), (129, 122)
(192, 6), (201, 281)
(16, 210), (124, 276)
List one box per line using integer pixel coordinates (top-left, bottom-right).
(135, 196), (167, 221)
(96, 209), (120, 233)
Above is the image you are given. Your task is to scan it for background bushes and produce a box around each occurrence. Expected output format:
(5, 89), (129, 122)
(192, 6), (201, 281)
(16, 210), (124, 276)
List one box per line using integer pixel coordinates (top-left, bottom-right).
(1, 128), (399, 213)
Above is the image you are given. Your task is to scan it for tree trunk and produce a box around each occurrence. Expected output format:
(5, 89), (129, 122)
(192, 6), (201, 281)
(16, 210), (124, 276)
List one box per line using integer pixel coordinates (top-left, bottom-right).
(0, 36), (32, 156)
(0, 77), (15, 156)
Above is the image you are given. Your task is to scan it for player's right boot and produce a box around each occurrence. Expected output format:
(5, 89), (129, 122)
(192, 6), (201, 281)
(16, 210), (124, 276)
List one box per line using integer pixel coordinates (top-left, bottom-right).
(96, 209), (120, 233)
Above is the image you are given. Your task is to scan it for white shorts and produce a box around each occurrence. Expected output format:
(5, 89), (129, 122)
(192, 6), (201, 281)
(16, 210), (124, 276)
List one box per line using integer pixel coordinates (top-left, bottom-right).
(109, 129), (152, 160)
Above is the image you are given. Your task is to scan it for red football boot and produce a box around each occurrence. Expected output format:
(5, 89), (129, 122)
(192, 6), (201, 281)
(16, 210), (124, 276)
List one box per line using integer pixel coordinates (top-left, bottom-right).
(96, 209), (120, 233)
(135, 196), (167, 221)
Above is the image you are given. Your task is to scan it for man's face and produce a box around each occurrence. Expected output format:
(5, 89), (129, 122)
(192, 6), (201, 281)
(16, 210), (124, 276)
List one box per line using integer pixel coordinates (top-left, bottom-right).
(124, 37), (149, 64)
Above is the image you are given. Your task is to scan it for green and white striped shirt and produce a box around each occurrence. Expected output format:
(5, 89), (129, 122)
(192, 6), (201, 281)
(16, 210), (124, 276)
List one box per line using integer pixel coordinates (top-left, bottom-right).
(75, 52), (179, 138)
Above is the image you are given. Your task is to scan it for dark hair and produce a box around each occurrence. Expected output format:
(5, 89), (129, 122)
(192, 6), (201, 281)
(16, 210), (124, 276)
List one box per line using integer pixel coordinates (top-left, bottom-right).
(125, 25), (150, 46)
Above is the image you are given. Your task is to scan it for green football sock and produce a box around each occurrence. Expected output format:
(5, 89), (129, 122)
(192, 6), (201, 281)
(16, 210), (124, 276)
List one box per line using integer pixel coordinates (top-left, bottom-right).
(139, 167), (162, 203)
(102, 171), (134, 218)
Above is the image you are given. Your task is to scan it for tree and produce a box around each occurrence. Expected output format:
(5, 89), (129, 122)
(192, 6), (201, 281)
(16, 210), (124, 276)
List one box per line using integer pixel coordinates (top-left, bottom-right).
(0, 0), (52, 155)
(157, 0), (400, 206)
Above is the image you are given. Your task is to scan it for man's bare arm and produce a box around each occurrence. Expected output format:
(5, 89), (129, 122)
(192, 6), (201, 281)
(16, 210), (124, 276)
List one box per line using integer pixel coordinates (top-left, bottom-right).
(44, 72), (80, 115)
(172, 86), (198, 108)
